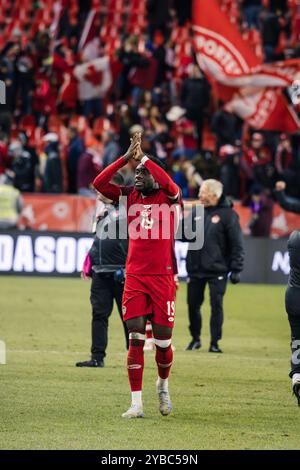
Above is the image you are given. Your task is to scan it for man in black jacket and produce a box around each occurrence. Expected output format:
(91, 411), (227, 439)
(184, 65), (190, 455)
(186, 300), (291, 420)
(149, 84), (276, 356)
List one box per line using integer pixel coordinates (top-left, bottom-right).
(76, 200), (129, 368)
(186, 179), (244, 352)
(275, 181), (300, 405)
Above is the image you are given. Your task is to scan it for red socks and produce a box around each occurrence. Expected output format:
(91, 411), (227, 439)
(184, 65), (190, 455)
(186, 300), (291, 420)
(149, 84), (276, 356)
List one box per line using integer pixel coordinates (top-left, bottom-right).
(126, 332), (173, 392)
(155, 336), (173, 380)
(127, 332), (145, 392)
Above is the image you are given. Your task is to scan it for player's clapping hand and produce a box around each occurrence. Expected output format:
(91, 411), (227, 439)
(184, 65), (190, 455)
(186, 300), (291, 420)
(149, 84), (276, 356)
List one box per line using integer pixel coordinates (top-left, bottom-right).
(123, 133), (141, 162)
(131, 132), (144, 162)
(276, 181), (286, 191)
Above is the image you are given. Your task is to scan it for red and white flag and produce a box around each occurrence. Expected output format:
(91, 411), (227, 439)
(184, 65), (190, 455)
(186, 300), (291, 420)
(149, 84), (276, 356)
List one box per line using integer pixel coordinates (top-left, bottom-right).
(78, 9), (98, 51)
(74, 57), (112, 101)
(192, 0), (300, 132)
(78, 9), (101, 61)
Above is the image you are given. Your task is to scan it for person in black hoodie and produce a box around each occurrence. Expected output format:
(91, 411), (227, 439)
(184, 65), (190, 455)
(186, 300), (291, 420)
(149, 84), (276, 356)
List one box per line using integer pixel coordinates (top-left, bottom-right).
(186, 179), (244, 352)
(275, 181), (300, 405)
(42, 133), (63, 194)
(181, 65), (211, 149)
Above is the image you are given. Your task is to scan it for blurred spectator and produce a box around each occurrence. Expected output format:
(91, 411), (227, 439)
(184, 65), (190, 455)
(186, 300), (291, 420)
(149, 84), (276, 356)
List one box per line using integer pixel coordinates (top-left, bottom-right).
(243, 185), (274, 237)
(0, 56), (14, 134)
(0, 172), (23, 230)
(275, 133), (293, 177)
(117, 36), (150, 101)
(42, 133), (63, 193)
(181, 65), (211, 149)
(181, 160), (203, 198)
(18, 131), (41, 190)
(193, 151), (219, 181)
(0, 134), (9, 175)
(260, 7), (282, 62)
(242, 132), (274, 189)
(77, 149), (101, 197)
(102, 130), (121, 168)
(166, 106), (197, 159)
(128, 44), (158, 108)
(58, 72), (78, 113)
(67, 127), (85, 194)
(146, 0), (171, 41)
(211, 101), (241, 151)
(32, 76), (56, 127)
(15, 44), (35, 116)
(9, 140), (38, 193)
(219, 144), (241, 199)
(172, 159), (189, 198)
(281, 149), (300, 198)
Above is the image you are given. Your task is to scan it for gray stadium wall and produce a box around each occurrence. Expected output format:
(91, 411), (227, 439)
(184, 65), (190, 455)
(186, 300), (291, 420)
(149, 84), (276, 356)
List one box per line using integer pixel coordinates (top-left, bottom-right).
(0, 231), (290, 284)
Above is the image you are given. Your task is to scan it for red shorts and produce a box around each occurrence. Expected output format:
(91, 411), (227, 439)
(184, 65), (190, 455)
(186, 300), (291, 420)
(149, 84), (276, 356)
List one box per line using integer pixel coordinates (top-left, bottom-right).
(122, 274), (176, 328)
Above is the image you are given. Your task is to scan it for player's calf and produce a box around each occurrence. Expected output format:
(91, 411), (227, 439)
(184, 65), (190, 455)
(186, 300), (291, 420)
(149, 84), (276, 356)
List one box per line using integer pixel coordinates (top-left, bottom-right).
(154, 336), (173, 416)
(122, 330), (145, 418)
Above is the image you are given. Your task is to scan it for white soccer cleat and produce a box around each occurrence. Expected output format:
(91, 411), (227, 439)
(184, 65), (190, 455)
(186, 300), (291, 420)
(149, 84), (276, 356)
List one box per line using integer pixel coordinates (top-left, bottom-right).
(121, 405), (144, 419)
(156, 381), (172, 416)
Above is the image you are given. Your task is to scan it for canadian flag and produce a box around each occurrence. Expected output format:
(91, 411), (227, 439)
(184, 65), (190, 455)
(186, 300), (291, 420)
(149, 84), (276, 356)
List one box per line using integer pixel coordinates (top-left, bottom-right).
(192, 0), (300, 132)
(74, 57), (112, 101)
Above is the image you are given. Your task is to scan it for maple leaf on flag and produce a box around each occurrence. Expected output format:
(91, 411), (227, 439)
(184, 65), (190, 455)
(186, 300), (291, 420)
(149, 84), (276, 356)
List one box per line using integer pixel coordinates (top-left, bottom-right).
(84, 65), (103, 86)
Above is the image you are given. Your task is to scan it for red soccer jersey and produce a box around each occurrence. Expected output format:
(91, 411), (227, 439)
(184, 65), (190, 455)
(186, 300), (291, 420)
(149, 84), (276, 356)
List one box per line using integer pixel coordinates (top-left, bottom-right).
(93, 156), (182, 275)
(125, 186), (181, 275)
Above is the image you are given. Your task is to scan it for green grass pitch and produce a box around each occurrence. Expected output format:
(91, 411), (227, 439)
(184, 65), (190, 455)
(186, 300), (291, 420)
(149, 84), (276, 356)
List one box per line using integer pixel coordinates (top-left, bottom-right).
(0, 276), (299, 450)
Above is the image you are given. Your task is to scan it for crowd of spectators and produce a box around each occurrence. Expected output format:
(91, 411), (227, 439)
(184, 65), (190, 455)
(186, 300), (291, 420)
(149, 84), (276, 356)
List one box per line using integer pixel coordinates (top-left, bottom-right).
(0, 0), (300, 232)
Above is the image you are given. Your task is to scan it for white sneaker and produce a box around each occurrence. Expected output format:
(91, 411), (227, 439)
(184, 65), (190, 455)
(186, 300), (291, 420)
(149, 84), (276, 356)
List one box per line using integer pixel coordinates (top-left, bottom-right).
(156, 380), (172, 416)
(292, 374), (300, 406)
(121, 405), (144, 419)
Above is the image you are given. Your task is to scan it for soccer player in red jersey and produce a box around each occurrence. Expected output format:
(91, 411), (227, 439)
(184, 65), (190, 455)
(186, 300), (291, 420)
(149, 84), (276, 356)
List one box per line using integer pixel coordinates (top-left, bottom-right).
(93, 133), (181, 418)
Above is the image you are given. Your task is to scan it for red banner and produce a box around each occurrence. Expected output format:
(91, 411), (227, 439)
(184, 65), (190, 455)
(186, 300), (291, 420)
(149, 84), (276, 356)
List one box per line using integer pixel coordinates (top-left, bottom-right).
(192, 0), (300, 132)
(20, 194), (95, 232)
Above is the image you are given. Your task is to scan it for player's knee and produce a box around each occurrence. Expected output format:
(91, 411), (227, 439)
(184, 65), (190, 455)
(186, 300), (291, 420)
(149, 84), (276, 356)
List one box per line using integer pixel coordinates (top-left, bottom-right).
(154, 337), (172, 349)
(126, 317), (146, 334)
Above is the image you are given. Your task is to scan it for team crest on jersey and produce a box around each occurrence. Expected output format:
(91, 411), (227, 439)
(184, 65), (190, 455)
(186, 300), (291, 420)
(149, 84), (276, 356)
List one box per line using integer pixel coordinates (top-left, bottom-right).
(122, 305), (127, 314)
(141, 204), (154, 229)
(211, 215), (220, 224)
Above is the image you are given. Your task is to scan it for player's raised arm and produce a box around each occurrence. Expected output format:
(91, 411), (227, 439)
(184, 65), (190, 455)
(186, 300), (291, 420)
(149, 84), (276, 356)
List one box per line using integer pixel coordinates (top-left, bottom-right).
(92, 136), (140, 201)
(140, 156), (180, 201)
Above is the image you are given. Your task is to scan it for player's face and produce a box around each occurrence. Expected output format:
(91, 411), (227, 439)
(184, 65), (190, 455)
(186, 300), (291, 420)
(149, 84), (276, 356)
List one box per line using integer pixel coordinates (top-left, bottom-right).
(134, 164), (155, 192)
